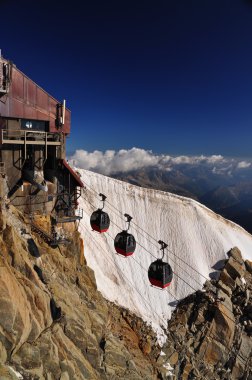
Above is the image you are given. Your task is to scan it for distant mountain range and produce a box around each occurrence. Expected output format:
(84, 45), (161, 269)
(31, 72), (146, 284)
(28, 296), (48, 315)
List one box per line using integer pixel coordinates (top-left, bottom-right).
(112, 166), (252, 233)
(69, 149), (252, 233)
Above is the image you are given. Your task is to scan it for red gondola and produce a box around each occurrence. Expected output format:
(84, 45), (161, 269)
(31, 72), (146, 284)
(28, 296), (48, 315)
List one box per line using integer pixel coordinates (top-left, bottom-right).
(90, 193), (110, 233)
(148, 241), (173, 289)
(114, 214), (136, 256)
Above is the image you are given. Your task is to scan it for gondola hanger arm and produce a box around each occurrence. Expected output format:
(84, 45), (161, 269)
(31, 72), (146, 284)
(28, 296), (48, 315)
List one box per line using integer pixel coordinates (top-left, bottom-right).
(158, 240), (168, 260)
(99, 193), (107, 210)
(124, 213), (132, 231)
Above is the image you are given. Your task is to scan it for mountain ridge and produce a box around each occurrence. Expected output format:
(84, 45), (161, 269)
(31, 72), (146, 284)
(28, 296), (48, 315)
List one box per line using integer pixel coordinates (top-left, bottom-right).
(110, 166), (252, 233)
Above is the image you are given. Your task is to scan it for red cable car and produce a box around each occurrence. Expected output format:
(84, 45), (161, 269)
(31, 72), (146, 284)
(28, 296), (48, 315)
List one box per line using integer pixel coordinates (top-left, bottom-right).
(90, 193), (110, 233)
(148, 241), (173, 289)
(114, 214), (136, 256)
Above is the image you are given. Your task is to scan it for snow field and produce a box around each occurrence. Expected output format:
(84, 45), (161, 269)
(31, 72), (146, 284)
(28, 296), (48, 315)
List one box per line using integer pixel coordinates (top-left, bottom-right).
(77, 169), (252, 337)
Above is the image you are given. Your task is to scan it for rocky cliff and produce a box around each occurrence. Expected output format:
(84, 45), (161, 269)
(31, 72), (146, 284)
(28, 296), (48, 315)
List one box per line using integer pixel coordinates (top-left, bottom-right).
(1, 197), (252, 380)
(163, 247), (252, 380)
(0, 202), (165, 379)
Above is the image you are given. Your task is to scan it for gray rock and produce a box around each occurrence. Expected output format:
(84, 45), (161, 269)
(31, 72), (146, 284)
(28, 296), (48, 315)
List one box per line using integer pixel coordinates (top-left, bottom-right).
(227, 247), (243, 265)
(217, 280), (232, 297)
(245, 260), (252, 275)
(225, 257), (245, 280)
(219, 269), (235, 290)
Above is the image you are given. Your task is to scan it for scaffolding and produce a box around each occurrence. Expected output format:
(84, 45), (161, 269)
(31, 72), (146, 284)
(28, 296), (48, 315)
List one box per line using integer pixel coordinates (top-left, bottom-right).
(53, 208), (83, 224)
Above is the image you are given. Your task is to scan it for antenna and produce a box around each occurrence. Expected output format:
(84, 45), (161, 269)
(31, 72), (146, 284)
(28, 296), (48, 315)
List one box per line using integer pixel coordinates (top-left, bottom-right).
(62, 99), (66, 125)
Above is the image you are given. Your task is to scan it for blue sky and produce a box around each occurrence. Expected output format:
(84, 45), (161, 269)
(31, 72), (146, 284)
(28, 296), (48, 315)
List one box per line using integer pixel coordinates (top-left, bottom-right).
(1, 0), (252, 156)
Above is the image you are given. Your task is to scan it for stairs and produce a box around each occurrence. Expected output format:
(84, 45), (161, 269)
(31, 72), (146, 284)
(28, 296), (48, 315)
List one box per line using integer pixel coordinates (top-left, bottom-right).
(30, 220), (70, 247)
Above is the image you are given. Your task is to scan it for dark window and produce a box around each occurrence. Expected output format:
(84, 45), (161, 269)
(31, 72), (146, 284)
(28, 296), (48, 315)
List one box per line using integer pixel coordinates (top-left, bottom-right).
(21, 119), (49, 132)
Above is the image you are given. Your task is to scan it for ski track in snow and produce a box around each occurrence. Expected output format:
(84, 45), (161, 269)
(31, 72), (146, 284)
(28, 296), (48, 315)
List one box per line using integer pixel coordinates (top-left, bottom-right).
(77, 168), (252, 340)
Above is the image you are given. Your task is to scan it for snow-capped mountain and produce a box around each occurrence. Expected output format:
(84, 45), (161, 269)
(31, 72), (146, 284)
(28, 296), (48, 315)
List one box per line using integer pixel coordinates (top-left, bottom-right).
(77, 168), (252, 337)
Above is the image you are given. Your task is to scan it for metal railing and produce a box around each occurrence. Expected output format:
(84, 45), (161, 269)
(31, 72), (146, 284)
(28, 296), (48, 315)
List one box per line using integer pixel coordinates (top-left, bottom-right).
(1, 129), (61, 143)
(53, 208), (83, 224)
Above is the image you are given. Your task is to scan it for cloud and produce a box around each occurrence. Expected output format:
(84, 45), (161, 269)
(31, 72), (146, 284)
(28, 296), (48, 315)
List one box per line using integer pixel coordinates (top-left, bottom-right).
(166, 154), (225, 166)
(69, 147), (159, 175)
(237, 161), (251, 169)
(212, 164), (233, 176)
(68, 148), (251, 176)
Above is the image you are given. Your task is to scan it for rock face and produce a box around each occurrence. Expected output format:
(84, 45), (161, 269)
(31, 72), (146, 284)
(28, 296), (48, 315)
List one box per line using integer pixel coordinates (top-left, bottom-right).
(164, 247), (252, 380)
(0, 204), (163, 379)
(1, 198), (252, 380)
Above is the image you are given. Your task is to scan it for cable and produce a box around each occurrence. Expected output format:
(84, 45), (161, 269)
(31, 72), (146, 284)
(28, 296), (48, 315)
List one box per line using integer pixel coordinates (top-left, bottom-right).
(114, 232), (250, 367)
(79, 175), (237, 318)
(85, 194), (229, 323)
(105, 229), (180, 303)
(106, 231), (201, 294)
(84, 192), (226, 299)
(83, 181), (209, 282)
(81, 192), (237, 323)
(80, 179), (250, 366)
(80, 223), (168, 327)
(82, 194), (203, 290)
(131, 256), (180, 303)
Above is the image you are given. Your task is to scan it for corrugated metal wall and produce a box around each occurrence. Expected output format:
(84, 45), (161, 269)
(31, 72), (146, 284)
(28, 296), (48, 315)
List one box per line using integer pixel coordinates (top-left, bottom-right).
(0, 57), (71, 134)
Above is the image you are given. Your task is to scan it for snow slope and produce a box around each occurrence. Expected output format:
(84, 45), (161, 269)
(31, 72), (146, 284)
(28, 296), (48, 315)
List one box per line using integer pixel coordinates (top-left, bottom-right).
(77, 169), (252, 334)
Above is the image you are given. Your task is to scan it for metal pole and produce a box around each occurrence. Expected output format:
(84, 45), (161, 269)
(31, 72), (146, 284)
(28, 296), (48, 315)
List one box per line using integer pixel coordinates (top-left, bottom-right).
(24, 131), (27, 160)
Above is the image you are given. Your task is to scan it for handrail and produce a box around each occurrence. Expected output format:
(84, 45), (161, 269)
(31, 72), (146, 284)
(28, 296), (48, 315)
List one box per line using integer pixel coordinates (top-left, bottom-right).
(1, 129), (62, 145)
(2, 129), (61, 139)
(53, 208), (83, 223)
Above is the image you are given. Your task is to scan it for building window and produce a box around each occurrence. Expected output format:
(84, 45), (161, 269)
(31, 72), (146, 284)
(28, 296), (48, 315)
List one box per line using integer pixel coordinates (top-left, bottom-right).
(25, 121), (33, 129)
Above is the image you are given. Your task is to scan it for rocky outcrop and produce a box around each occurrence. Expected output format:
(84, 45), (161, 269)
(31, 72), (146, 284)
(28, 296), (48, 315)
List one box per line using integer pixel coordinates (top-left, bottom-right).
(163, 247), (252, 380)
(1, 196), (252, 380)
(0, 204), (162, 379)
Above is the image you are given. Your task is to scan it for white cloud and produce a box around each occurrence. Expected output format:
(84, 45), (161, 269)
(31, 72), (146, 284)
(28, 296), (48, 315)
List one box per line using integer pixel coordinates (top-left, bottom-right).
(204, 155), (225, 164)
(237, 161), (251, 169)
(167, 154), (225, 166)
(68, 148), (250, 176)
(212, 164), (233, 175)
(69, 147), (159, 175)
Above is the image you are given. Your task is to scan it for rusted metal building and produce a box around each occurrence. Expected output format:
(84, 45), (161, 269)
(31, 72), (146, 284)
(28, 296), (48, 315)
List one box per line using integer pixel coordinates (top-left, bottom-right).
(0, 53), (83, 221)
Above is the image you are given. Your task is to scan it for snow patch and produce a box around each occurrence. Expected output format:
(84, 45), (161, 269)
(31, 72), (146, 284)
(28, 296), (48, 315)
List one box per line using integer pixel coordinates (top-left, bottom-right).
(77, 168), (252, 337)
